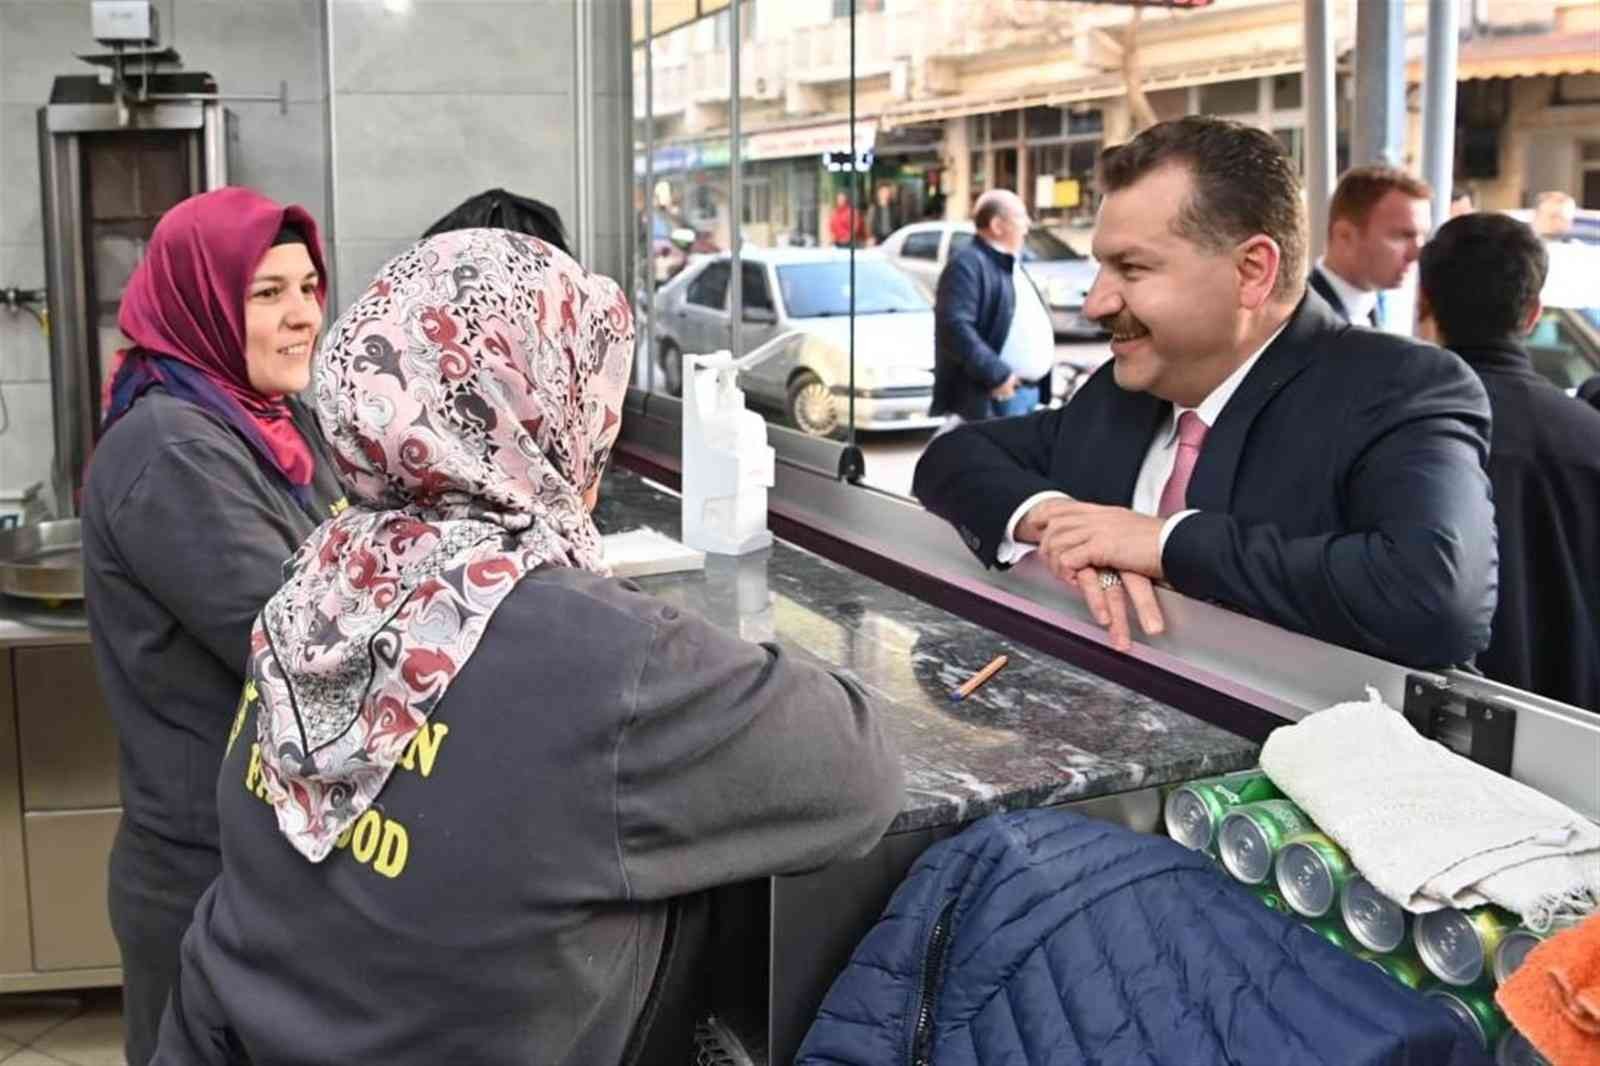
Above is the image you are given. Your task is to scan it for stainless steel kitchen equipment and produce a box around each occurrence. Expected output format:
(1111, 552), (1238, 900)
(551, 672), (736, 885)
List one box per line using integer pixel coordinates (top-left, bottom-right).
(0, 519), (83, 602)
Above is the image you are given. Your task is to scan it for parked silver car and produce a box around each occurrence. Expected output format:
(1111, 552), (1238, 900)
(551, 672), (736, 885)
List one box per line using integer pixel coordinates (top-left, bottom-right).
(877, 220), (1106, 339)
(651, 248), (940, 437)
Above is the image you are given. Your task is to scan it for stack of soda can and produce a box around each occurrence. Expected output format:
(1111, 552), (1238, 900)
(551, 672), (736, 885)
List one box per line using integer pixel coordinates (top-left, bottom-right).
(1164, 770), (1557, 1065)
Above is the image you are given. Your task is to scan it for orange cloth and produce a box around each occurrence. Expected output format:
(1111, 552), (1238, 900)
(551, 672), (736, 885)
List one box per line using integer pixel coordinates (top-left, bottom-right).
(1496, 912), (1600, 1066)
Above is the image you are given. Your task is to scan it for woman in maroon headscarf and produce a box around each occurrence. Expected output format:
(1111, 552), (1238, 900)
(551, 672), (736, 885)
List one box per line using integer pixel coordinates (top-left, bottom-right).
(81, 186), (345, 1066)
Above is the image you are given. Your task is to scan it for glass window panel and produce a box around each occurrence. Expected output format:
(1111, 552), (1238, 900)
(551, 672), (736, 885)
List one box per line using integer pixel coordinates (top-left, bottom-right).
(901, 231), (941, 260)
(1021, 229), (1084, 262)
(1067, 109), (1104, 136)
(741, 262), (773, 310)
(1025, 106), (1063, 139)
(1274, 73), (1303, 111)
(687, 260), (730, 308)
(775, 260), (928, 318)
(990, 110), (1018, 142)
(1199, 78), (1260, 116)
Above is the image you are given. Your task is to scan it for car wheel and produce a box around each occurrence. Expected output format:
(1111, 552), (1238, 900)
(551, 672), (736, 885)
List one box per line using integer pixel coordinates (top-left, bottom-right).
(786, 371), (841, 438)
(659, 341), (683, 397)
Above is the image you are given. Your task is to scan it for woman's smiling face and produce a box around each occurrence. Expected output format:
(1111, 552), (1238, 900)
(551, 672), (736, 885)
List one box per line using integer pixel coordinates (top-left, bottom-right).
(243, 242), (323, 396)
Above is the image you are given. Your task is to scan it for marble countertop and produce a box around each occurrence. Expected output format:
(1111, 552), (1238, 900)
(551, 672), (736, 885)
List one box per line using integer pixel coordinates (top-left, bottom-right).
(597, 468), (1259, 835)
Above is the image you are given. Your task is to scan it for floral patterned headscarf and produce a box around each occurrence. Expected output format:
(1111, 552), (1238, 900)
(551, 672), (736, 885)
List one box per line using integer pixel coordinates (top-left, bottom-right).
(249, 228), (633, 861)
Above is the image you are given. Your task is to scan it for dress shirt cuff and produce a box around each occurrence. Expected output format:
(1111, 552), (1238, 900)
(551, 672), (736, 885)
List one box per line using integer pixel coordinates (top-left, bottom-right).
(1159, 510), (1198, 561)
(997, 490), (1072, 564)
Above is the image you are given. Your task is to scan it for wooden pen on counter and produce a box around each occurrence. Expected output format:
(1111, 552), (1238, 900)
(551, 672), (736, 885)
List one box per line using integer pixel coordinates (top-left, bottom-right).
(950, 654), (1009, 702)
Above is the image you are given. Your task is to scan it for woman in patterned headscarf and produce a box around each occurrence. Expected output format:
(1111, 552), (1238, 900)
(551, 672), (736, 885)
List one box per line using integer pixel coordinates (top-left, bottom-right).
(152, 229), (903, 1066)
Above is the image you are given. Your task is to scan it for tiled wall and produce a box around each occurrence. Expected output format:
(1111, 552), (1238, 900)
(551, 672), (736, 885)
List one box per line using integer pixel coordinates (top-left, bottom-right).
(0, 0), (329, 499)
(0, 0), (634, 502)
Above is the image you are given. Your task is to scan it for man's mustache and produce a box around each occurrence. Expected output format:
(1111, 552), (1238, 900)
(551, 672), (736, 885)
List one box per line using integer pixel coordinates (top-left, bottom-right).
(1098, 310), (1150, 337)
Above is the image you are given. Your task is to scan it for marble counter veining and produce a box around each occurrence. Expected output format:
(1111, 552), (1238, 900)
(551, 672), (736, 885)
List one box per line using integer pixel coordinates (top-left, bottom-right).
(596, 468), (1259, 834)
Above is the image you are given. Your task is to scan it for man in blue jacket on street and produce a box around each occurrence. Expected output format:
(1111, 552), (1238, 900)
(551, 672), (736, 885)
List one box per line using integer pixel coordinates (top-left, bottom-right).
(931, 189), (1056, 423)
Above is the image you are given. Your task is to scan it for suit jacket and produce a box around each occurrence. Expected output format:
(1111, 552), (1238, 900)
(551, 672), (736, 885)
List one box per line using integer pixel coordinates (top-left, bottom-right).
(912, 292), (1498, 669)
(1309, 265), (1377, 327)
(933, 237), (1017, 420)
(1454, 339), (1600, 710)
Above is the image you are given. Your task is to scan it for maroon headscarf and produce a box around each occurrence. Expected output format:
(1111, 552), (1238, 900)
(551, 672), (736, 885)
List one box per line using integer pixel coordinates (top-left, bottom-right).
(107, 187), (327, 489)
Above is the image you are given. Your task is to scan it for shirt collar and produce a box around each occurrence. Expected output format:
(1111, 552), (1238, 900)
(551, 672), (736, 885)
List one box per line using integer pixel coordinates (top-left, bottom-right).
(1316, 257), (1379, 322)
(1158, 321), (1290, 447)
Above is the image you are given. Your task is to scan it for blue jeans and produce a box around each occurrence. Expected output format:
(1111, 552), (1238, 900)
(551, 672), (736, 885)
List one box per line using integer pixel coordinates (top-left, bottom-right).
(989, 382), (1041, 418)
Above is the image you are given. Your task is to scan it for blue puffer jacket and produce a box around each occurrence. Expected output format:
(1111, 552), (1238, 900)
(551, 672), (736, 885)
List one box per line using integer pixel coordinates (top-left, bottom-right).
(797, 809), (1489, 1066)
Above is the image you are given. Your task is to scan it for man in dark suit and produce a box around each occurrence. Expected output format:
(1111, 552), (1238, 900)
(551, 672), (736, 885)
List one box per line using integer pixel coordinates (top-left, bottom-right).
(1418, 213), (1600, 710)
(913, 117), (1497, 667)
(931, 190), (1053, 421)
(1308, 166), (1431, 328)
(1580, 374), (1600, 412)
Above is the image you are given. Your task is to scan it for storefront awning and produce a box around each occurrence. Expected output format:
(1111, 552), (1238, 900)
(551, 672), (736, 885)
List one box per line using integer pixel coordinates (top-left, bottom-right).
(879, 47), (1304, 130)
(635, 119), (879, 174)
(1406, 29), (1600, 82)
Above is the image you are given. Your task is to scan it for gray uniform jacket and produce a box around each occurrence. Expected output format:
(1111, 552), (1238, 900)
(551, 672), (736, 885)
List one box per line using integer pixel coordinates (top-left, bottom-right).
(83, 389), (345, 850)
(154, 566), (906, 1066)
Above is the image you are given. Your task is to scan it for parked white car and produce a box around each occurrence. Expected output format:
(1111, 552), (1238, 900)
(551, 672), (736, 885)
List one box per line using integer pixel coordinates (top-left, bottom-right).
(877, 220), (1106, 339)
(651, 248), (940, 437)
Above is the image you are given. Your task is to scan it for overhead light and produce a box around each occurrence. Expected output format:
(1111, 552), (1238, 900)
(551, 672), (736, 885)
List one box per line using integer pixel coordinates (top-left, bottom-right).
(382, 0), (412, 13)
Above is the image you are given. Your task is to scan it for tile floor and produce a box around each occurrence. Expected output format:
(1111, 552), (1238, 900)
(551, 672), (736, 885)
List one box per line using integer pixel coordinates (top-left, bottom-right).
(0, 989), (125, 1066)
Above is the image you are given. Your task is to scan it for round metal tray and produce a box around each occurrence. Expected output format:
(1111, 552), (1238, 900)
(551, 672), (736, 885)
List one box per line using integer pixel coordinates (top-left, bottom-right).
(0, 519), (83, 602)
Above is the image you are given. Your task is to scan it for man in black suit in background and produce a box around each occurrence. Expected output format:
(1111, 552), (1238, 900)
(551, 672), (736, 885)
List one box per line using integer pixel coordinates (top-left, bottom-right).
(913, 117), (1497, 668)
(1309, 166), (1432, 328)
(1418, 213), (1600, 710)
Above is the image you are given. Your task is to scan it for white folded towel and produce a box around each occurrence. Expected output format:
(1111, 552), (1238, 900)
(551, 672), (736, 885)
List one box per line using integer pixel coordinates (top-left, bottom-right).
(1259, 689), (1600, 931)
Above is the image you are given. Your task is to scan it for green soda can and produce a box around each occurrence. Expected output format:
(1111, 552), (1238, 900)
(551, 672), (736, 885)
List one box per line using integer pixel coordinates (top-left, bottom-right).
(1425, 986), (1511, 1050)
(1302, 918), (1358, 953)
(1163, 770), (1283, 854)
(1341, 876), (1411, 954)
(1357, 950), (1429, 990)
(1275, 831), (1355, 918)
(1217, 799), (1313, 885)
(1495, 1029), (1553, 1066)
(1251, 883), (1291, 914)
(1416, 907), (1517, 987)
(1493, 927), (1550, 985)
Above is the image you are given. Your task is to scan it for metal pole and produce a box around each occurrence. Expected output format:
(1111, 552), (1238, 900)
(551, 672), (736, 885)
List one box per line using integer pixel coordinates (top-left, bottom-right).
(847, 0), (857, 446)
(729, 0), (742, 359)
(1304, 0), (1336, 259)
(1421, 0), (1459, 231)
(1353, 0), (1406, 167)
(644, 0), (656, 392)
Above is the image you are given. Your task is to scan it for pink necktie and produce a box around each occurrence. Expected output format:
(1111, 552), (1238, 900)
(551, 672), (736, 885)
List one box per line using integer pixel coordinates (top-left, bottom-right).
(1158, 411), (1209, 518)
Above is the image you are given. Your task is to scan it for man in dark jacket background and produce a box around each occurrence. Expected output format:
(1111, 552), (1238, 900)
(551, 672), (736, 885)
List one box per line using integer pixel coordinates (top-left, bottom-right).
(1419, 212), (1600, 710)
(931, 190), (1054, 422)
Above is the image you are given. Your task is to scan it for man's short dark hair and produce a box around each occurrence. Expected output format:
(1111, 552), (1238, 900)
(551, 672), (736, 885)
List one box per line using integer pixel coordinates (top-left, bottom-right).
(1328, 166), (1432, 230)
(1419, 212), (1548, 345)
(424, 189), (571, 255)
(1451, 186), (1473, 205)
(1097, 116), (1306, 300)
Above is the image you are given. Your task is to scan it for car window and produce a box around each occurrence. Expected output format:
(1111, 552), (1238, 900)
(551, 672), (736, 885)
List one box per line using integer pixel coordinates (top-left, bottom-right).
(1022, 228), (1085, 262)
(776, 260), (931, 317)
(901, 231), (941, 260)
(1525, 309), (1600, 389)
(948, 231), (974, 256)
(686, 261), (730, 309)
(741, 262), (773, 311)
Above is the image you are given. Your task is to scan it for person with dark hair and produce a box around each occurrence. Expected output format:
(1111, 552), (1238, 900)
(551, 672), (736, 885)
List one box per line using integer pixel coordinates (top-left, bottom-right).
(914, 116), (1496, 668)
(1310, 165), (1432, 327)
(932, 189), (1054, 421)
(1449, 186), (1475, 218)
(82, 187), (347, 1066)
(424, 187), (572, 255)
(1418, 212), (1600, 710)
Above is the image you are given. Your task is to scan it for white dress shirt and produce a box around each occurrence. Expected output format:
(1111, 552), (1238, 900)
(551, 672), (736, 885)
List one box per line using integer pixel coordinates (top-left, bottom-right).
(997, 263), (1057, 383)
(1315, 258), (1379, 326)
(996, 321), (1288, 565)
